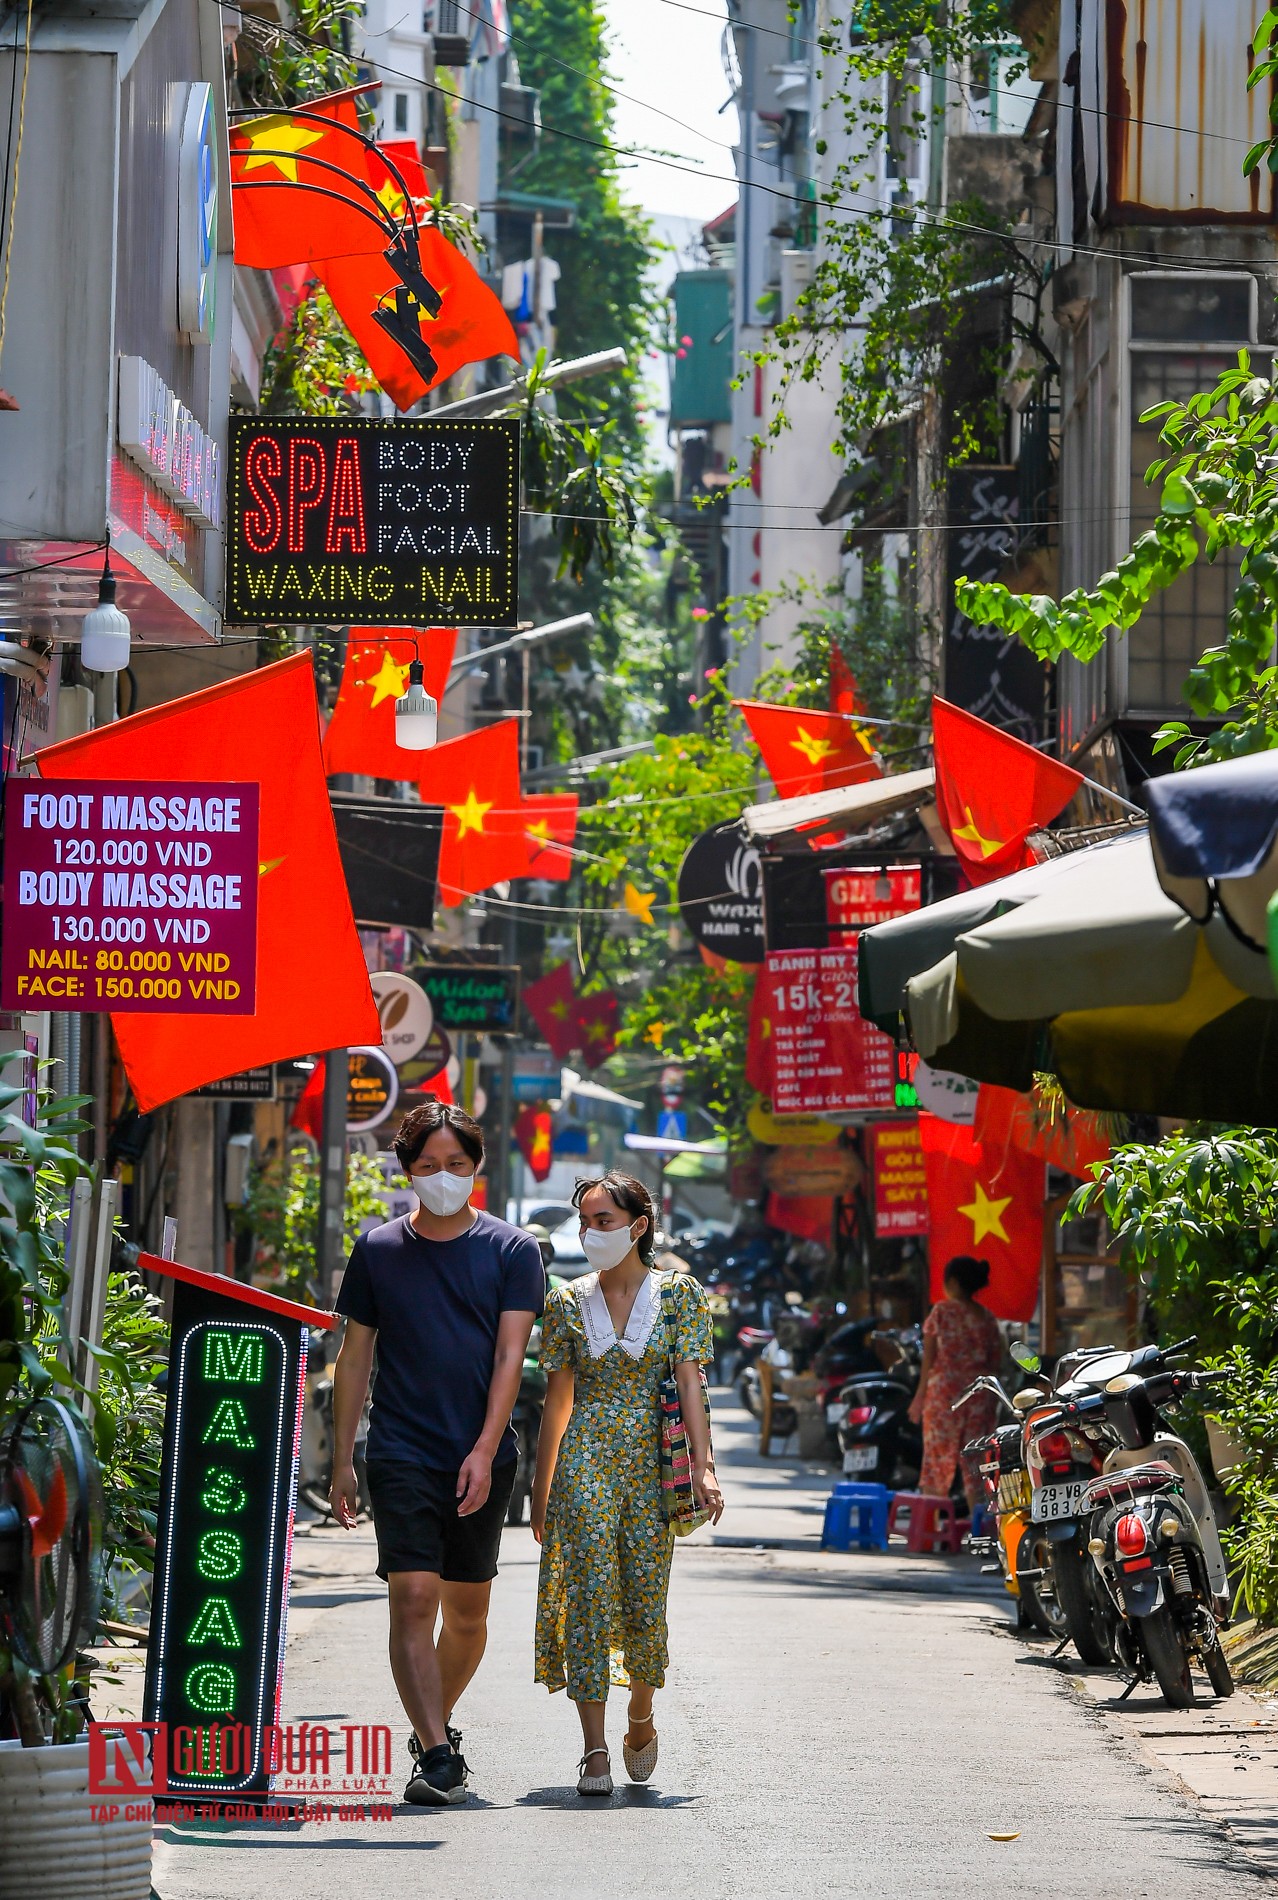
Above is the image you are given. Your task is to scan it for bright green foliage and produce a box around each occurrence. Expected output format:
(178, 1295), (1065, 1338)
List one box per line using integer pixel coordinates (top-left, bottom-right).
(235, 0), (363, 110)
(579, 696), (761, 1131)
(239, 1145), (391, 1300)
(1070, 1131), (1278, 1618)
(1242, 8), (1278, 181)
(0, 1084), (93, 1409)
(83, 1275), (169, 1609)
(260, 284), (378, 418)
(957, 353), (1278, 764)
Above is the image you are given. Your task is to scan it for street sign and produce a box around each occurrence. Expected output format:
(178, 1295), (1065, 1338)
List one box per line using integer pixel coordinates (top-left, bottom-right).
(370, 970), (434, 1066)
(413, 962), (520, 1034)
(870, 1121), (929, 1235)
(657, 1108), (687, 1141)
(1, 778), (259, 1014)
(753, 946), (898, 1117)
(762, 1143), (862, 1198)
(676, 820), (766, 964)
(346, 1045), (399, 1131)
(196, 1068), (275, 1100)
(225, 416), (521, 628)
(141, 1253), (335, 1799)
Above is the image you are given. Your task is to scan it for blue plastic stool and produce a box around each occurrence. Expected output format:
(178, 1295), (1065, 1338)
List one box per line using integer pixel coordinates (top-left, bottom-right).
(969, 1502), (992, 1540)
(821, 1481), (893, 1552)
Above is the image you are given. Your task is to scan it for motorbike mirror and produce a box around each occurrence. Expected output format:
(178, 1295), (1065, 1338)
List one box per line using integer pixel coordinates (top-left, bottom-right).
(1105, 1372), (1142, 1394)
(1011, 1387), (1044, 1412)
(784, 1290), (804, 1306)
(1010, 1341), (1041, 1373)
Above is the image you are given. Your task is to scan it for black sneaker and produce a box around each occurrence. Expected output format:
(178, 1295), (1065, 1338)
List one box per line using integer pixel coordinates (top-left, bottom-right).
(405, 1743), (468, 1806)
(409, 1726), (465, 1765)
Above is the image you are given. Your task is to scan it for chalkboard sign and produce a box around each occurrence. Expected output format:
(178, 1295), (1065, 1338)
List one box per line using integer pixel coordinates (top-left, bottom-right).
(141, 1256), (334, 1799)
(225, 417), (520, 628)
(945, 466), (1048, 740)
(414, 962), (520, 1034)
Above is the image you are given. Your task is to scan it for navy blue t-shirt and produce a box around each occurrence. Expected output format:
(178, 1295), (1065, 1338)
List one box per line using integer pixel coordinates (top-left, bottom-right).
(335, 1210), (545, 1471)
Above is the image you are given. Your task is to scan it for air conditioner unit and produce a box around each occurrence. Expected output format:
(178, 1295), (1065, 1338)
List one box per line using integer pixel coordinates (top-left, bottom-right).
(780, 250), (814, 321)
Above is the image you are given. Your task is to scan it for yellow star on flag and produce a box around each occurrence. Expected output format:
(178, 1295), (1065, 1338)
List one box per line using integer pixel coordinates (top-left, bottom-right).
(259, 857), (285, 878)
(951, 804), (1004, 859)
(360, 650), (412, 708)
(958, 1180), (1013, 1245)
(586, 1017), (610, 1043)
(375, 177), (407, 218)
(527, 818), (552, 846)
(624, 881), (656, 925)
(644, 1021), (667, 1048)
(239, 115), (325, 181)
(548, 998), (570, 1020)
(791, 726), (836, 766)
(449, 787), (492, 839)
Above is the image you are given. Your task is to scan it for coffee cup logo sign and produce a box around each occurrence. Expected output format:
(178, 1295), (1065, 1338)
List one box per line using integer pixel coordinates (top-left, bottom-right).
(225, 417), (520, 627)
(346, 1046), (399, 1132)
(370, 971), (434, 1066)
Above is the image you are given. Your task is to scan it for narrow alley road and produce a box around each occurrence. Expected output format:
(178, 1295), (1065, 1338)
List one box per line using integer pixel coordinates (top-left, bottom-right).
(150, 1400), (1268, 1900)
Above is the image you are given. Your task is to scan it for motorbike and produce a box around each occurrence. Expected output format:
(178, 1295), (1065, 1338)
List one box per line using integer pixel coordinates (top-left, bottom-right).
(833, 1327), (923, 1487)
(959, 1375), (1068, 1639)
(1030, 1343), (1234, 1705)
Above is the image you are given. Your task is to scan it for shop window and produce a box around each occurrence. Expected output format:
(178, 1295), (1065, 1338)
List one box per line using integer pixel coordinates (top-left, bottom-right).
(393, 93), (409, 133)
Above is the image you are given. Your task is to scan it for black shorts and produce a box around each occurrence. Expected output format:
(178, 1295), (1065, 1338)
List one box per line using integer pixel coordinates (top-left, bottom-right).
(364, 1459), (516, 1583)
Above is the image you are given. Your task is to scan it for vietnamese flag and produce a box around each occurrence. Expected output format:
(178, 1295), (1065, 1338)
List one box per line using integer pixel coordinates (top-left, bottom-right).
(515, 794), (578, 881)
(415, 719), (528, 906)
(744, 973), (773, 1095)
(917, 1112), (1044, 1322)
(573, 990), (619, 1067)
(36, 654), (380, 1112)
(230, 90), (381, 269)
(322, 628), (457, 780)
(735, 699), (881, 799)
(931, 697), (1082, 886)
(829, 648), (861, 719)
(523, 963), (580, 1061)
(317, 225), (520, 411)
(974, 1082), (1111, 1180)
(515, 1105), (555, 1182)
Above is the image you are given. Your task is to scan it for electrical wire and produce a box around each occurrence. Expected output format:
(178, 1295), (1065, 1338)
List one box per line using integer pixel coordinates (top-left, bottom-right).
(0, 0), (34, 372)
(209, 0), (1278, 281)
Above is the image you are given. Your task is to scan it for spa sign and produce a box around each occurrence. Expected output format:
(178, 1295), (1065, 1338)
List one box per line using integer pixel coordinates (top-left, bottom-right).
(224, 416), (520, 627)
(0, 778), (259, 1014)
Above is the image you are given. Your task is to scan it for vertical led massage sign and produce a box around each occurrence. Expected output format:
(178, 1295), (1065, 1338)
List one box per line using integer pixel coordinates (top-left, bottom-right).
(141, 1254), (336, 1799)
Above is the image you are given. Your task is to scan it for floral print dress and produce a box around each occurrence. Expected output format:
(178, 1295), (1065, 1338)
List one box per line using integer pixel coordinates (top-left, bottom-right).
(534, 1270), (713, 1703)
(918, 1296), (1003, 1506)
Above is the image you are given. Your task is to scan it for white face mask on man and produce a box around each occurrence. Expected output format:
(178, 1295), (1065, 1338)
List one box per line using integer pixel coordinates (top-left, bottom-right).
(580, 1222), (641, 1272)
(412, 1170), (475, 1217)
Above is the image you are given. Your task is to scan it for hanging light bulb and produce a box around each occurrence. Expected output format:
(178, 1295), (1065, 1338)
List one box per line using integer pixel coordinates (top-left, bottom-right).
(79, 551), (131, 673)
(395, 658), (438, 749)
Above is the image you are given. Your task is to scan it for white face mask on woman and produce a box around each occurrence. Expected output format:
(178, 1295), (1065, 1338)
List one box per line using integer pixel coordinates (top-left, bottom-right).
(581, 1222), (640, 1272)
(412, 1170), (475, 1218)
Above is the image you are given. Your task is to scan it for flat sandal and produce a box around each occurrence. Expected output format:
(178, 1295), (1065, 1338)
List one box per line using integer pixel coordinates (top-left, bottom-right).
(622, 1728), (658, 1783)
(577, 1747), (613, 1796)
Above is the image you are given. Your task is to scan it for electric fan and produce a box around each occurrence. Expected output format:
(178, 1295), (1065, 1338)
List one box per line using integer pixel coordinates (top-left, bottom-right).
(0, 1396), (105, 1674)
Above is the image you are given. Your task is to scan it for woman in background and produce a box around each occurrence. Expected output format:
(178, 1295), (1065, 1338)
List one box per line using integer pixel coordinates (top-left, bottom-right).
(908, 1254), (1002, 1509)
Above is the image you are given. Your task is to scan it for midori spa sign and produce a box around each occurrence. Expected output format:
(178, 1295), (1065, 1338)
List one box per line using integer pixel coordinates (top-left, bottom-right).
(224, 416), (520, 628)
(1, 779), (259, 1013)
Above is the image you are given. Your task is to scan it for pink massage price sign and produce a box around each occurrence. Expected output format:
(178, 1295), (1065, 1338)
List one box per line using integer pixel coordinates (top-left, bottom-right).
(2, 779), (260, 1013)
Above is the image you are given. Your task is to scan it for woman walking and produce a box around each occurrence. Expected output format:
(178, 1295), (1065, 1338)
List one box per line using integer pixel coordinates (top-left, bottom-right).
(908, 1254), (1002, 1509)
(531, 1173), (723, 1795)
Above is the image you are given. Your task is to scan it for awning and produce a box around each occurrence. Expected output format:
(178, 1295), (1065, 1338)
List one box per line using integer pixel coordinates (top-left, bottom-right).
(623, 1132), (726, 1157)
(743, 766), (936, 842)
(1143, 749), (1278, 980)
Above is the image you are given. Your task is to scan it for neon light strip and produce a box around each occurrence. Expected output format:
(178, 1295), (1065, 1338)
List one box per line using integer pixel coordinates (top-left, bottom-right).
(152, 1318), (289, 1793)
(269, 1327), (310, 1773)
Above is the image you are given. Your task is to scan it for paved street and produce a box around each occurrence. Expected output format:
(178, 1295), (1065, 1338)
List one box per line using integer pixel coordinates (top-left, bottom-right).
(147, 1398), (1271, 1900)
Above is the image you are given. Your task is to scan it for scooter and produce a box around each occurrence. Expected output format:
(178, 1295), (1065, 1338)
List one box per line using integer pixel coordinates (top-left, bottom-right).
(833, 1329), (923, 1487)
(960, 1375), (1068, 1638)
(1032, 1347), (1233, 1705)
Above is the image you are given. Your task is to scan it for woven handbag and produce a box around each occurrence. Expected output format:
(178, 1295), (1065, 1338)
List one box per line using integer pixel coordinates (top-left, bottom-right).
(657, 1277), (714, 1537)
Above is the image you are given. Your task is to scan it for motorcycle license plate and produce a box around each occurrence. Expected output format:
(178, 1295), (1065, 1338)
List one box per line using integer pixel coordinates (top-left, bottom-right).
(1031, 1481), (1083, 1522)
(843, 1446), (879, 1474)
(827, 1402), (849, 1425)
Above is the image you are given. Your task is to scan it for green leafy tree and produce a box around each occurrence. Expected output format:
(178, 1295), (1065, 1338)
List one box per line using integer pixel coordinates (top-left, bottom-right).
(241, 1144), (391, 1299)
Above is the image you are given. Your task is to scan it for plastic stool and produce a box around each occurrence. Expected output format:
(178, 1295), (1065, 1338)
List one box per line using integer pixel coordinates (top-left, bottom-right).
(887, 1491), (970, 1554)
(821, 1481), (893, 1552)
(969, 1502), (992, 1541)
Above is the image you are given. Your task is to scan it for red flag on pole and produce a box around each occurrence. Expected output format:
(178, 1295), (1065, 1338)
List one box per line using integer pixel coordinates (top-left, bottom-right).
(321, 628), (457, 780)
(973, 1083), (1111, 1179)
(828, 648), (861, 719)
(573, 990), (619, 1067)
(931, 697), (1083, 886)
(230, 90), (382, 269)
(36, 654), (380, 1111)
(512, 793), (579, 881)
(523, 963), (580, 1062)
(415, 720), (528, 906)
(316, 225), (520, 411)
(917, 1111), (1044, 1322)
(515, 1105), (554, 1182)
(735, 699), (881, 799)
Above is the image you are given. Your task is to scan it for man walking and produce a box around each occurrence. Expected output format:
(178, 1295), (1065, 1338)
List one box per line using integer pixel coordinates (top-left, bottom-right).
(330, 1101), (545, 1805)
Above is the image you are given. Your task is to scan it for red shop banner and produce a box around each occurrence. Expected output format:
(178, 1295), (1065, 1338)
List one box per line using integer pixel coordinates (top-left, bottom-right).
(823, 863), (921, 938)
(754, 945), (897, 1116)
(1, 778), (260, 1014)
(870, 1120), (929, 1236)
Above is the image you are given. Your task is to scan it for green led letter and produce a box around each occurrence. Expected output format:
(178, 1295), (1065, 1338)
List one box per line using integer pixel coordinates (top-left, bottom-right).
(200, 1466), (248, 1516)
(188, 1595), (243, 1648)
(185, 1661), (237, 1714)
(202, 1329), (265, 1384)
(196, 1529), (244, 1582)
(202, 1397), (255, 1449)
